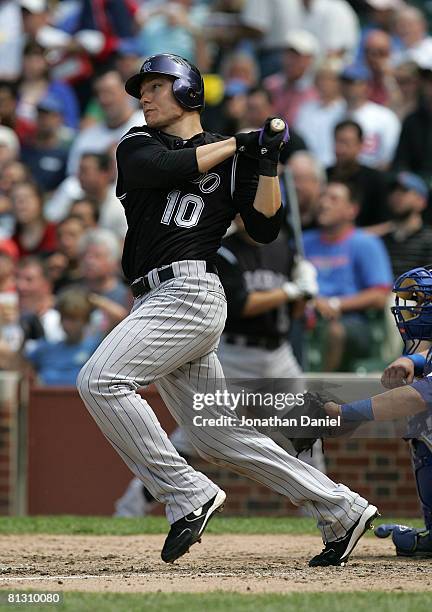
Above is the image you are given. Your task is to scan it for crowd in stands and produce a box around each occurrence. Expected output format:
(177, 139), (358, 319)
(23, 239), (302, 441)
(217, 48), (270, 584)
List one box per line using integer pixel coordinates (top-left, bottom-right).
(2, 0), (432, 382)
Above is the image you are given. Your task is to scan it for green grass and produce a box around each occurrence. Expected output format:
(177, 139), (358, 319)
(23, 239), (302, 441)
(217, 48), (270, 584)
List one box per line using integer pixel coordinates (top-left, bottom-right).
(0, 592), (430, 612)
(0, 515), (424, 536)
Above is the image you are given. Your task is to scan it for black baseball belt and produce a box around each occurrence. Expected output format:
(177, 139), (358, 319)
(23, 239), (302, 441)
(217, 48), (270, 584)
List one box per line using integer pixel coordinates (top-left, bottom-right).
(131, 262), (218, 298)
(224, 334), (284, 351)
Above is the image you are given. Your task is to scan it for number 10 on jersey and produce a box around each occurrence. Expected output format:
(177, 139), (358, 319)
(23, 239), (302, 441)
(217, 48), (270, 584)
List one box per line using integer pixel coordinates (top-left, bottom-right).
(161, 190), (204, 228)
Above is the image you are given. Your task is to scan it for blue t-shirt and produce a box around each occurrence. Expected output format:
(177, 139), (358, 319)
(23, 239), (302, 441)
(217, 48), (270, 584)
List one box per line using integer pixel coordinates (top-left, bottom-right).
(26, 334), (101, 386)
(303, 228), (393, 297)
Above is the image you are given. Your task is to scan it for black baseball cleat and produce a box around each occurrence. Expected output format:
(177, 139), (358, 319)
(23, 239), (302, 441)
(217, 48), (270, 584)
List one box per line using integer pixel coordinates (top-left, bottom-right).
(161, 490), (226, 563)
(309, 504), (379, 567)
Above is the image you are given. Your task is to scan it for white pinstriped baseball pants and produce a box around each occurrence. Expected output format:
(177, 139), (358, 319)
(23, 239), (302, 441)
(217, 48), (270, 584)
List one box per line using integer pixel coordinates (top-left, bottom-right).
(77, 260), (369, 541)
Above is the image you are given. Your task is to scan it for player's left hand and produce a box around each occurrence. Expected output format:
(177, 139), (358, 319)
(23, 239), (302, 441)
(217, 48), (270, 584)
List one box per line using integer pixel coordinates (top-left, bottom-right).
(258, 117), (290, 163)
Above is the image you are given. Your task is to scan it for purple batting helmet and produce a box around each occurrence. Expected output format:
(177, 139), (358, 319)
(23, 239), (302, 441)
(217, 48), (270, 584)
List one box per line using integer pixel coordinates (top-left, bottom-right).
(125, 53), (204, 111)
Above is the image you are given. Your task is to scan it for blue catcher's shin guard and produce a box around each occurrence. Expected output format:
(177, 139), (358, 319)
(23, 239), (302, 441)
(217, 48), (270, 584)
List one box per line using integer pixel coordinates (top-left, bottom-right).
(375, 440), (432, 557)
(412, 439), (432, 532)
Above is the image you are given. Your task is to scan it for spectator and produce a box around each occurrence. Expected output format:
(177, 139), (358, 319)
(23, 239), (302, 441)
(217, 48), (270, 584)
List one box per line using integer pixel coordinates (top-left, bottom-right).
(24, 289), (101, 386)
(393, 60), (421, 120)
(340, 63), (400, 169)
(0, 126), (20, 170)
(221, 51), (260, 89)
(264, 29), (319, 126)
(244, 87), (307, 161)
(47, 215), (86, 293)
(10, 180), (57, 258)
(304, 181), (393, 371)
(136, 0), (210, 71)
(295, 58), (345, 167)
(0, 249), (20, 358)
(364, 29), (402, 107)
(69, 197), (100, 230)
(16, 255), (64, 344)
(393, 6), (432, 67)
(0, 0), (22, 81)
(16, 40), (80, 131)
(19, 0), (53, 40)
(82, 39), (142, 129)
(28, 0), (138, 112)
(0, 160), (30, 198)
(78, 229), (131, 335)
(20, 95), (73, 193)
(392, 61), (432, 186)
(382, 172), (432, 280)
(0, 80), (35, 143)
(114, 39), (142, 85)
(287, 152), (325, 231)
(327, 119), (390, 227)
(45, 152), (127, 241)
(240, 0), (359, 77)
(217, 79), (250, 135)
(355, 0), (405, 65)
(0, 249), (17, 292)
(66, 69), (142, 175)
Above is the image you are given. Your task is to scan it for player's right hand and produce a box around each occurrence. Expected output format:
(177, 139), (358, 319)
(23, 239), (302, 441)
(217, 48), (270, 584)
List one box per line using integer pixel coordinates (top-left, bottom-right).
(381, 356), (415, 389)
(234, 130), (260, 158)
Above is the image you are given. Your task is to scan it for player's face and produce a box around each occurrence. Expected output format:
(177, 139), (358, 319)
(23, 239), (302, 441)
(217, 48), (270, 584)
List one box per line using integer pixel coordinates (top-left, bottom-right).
(139, 75), (184, 129)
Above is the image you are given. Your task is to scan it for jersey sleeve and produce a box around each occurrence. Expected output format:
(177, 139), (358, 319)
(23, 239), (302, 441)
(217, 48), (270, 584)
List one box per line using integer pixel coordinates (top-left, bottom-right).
(216, 246), (248, 318)
(116, 130), (201, 191)
(232, 154), (282, 244)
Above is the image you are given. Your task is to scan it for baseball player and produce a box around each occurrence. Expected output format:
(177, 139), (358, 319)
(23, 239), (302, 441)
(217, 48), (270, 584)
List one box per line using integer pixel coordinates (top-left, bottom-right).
(321, 266), (432, 556)
(77, 53), (378, 567)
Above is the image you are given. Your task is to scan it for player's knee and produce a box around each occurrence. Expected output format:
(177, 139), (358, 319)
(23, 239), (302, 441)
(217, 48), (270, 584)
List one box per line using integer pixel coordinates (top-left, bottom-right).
(77, 355), (104, 403)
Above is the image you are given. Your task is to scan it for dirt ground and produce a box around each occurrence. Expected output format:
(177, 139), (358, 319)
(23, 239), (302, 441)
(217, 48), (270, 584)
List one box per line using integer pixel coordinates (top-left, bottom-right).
(0, 534), (431, 593)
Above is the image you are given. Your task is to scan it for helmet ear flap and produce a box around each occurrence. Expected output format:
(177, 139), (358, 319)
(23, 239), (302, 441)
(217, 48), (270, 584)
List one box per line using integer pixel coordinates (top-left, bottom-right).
(172, 77), (203, 110)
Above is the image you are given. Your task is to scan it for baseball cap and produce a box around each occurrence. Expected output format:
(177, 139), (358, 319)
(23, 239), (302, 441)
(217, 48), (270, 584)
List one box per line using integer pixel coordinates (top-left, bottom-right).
(392, 172), (429, 198)
(283, 30), (319, 56)
(340, 63), (371, 82)
(37, 94), (64, 115)
(19, 0), (48, 13)
(0, 126), (20, 156)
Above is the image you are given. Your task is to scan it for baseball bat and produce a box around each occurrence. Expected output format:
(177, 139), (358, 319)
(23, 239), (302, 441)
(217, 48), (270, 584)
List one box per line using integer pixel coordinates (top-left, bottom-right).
(269, 118), (286, 133)
(280, 166), (305, 259)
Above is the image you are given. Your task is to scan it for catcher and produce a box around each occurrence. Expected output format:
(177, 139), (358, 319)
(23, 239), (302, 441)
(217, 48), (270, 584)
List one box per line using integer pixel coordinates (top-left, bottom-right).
(294, 265), (432, 557)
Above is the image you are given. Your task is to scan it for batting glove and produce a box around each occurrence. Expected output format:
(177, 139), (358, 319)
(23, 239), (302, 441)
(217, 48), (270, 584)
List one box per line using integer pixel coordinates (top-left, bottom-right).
(235, 130), (260, 158)
(291, 259), (319, 298)
(257, 117), (290, 176)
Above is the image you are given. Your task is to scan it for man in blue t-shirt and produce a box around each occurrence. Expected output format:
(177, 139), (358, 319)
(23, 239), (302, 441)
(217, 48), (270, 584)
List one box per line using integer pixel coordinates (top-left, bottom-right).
(303, 180), (393, 371)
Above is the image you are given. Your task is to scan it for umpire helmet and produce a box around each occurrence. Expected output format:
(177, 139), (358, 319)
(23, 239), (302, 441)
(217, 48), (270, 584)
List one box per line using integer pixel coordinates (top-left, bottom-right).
(125, 53), (204, 111)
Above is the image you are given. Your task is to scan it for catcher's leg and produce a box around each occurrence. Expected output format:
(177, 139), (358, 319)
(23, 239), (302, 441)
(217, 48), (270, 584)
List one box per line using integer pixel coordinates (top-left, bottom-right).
(375, 439), (432, 557)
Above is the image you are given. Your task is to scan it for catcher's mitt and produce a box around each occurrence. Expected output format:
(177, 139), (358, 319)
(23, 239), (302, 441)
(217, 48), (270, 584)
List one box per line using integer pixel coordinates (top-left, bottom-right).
(287, 391), (362, 456)
(287, 391), (329, 455)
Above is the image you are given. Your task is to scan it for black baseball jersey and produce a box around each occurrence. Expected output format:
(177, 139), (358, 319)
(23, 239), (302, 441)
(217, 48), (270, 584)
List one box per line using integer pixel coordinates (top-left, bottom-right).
(116, 125), (282, 281)
(216, 230), (295, 340)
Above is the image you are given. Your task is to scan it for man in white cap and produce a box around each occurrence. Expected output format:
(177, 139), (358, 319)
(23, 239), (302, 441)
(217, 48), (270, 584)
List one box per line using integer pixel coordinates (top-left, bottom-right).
(264, 30), (319, 126)
(240, 0), (359, 77)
